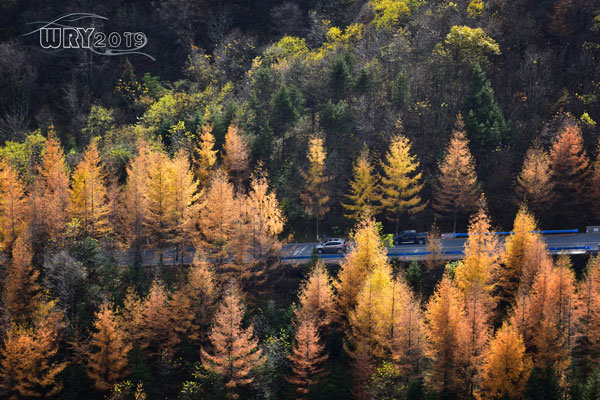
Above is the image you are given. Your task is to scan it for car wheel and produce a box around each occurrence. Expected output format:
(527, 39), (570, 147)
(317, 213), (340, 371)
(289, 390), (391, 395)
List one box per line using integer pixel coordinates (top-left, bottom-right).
(418, 239), (425, 245)
(317, 248), (323, 254)
(393, 240), (399, 246)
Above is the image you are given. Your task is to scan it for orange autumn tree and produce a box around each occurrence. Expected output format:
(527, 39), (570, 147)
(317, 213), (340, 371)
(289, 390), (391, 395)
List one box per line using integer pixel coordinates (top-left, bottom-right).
(144, 148), (177, 249)
(0, 160), (27, 254)
(244, 171), (285, 263)
(30, 130), (69, 248)
(336, 217), (389, 314)
(69, 141), (111, 237)
(139, 279), (175, 359)
(202, 286), (264, 398)
(171, 149), (198, 262)
(0, 303), (66, 399)
(191, 170), (238, 267)
(590, 138), (600, 221)
(194, 124), (218, 187)
(516, 145), (554, 218)
(300, 134), (331, 240)
(425, 275), (468, 395)
(574, 256), (600, 376)
(342, 147), (381, 222)
(3, 235), (41, 324)
(120, 138), (151, 250)
(511, 258), (577, 387)
(548, 123), (591, 226)
(453, 203), (500, 396)
(434, 114), (480, 232)
(480, 322), (532, 400)
(496, 207), (539, 319)
(169, 259), (218, 349)
(287, 318), (329, 399)
(87, 302), (131, 391)
(380, 134), (425, 233)
(223, 125), (250, 190)
(296, 260), (336, 330)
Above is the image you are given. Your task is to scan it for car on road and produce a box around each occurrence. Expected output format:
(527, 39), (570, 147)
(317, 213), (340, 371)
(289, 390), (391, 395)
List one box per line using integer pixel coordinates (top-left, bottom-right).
(393, 230), (427, 246)
(315, 238), (347, 254)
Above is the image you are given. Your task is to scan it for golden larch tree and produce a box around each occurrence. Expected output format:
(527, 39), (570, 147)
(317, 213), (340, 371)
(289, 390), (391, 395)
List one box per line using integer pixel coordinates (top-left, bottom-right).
(194, 124), (218, 187)
(388, 276), (425, 380)
(30, 130), (70, 248)
(574, 256), (600, 376)
(0, 304), (66, 399)
(244, 171), (285, 263)
(87, 302), (132, 391)
(144, 148), (177, 249)
(120, 287), (145, 344)
(287, 317), (329, 399)
(434, 114), (480, 232)
(424, 276), (469, 395)
(548, 123), (591, 225)
(480, 322), (532, 400)
(511, 258), (577, 387)
(300, 135), (330, 240)
(454, 204), (500, 396)
(223, 124), (250, 190)
(69, 141), (111, 237)
(380, 134), (425, 233)
(171, 149), (198, 262)
(589, 138), (600, 221)
(169, 259), (218, 349)
(296, 260), (336, 330)
(336, 217), (389, 315)
(191, 170), (238, 266)
(349, 262), (394, 359)
(139, 279), (175, 358)
(0, 160), (27, 254)
(516, 145), (554, 218)
(120, 138), (151, 250)
(497, 207), (538, 320)
(3, 235), (41, 324)
(202, 286), (264, 398)
(342, 148), (381, 222)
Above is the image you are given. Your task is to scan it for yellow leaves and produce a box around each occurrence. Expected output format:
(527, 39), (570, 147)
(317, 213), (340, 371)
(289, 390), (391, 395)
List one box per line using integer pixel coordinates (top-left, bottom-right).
(480, 322), (532, 399)
(69, 141), (111, 237)
(223, 125), (250, 189)
(516, 145), (554, 212)
(370, 0), (412, 29)
(297, 260), (336, 329)
(343, 148), (381, 221)
(0, 160), (27, 252)
(437, 25), (500, 65)
(467, 0), (484, 19)
(194, 124), (218, 187)
(380, 134), (425, 226)
(301, 135), (331, 232)
(336, 218), (389, 313)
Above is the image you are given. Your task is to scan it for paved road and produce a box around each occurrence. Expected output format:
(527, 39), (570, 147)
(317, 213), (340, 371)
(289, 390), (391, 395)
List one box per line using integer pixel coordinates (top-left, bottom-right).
(281, 233), (600, 262)
(119, 233), (600, 266)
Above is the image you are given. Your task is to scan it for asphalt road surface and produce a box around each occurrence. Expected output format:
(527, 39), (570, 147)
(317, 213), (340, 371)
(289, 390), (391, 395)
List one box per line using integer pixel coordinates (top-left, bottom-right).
(120, 233), (600, 266)
(280, 233), (600, 262)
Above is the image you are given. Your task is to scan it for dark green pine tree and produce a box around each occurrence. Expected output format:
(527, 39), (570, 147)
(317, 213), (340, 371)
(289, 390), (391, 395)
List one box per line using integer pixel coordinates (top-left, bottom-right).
(464, 64), (510, 163)
(524, 367), (560, 400)
(391, 69), (409, 108)
(329, 55), (351, 102)
(583, 369), (600, 400)
(269, 84), (302, 164)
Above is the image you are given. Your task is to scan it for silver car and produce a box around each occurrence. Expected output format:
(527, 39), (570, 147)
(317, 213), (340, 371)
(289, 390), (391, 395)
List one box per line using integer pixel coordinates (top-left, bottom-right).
(315, 239), (347, 254)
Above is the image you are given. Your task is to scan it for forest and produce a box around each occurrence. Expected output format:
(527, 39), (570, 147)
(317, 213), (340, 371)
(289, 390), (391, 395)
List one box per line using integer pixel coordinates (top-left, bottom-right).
(1, 0), (600, 399)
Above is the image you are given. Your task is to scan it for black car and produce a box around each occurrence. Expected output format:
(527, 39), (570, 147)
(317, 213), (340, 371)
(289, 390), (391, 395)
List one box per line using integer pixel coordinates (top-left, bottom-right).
(393, 230), (427, 245)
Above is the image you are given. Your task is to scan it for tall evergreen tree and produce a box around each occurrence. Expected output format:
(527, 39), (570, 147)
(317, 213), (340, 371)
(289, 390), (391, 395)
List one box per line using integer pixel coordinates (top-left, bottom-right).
(464, 64), (510, 165)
